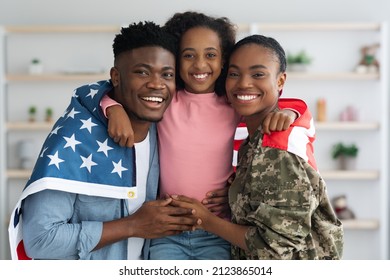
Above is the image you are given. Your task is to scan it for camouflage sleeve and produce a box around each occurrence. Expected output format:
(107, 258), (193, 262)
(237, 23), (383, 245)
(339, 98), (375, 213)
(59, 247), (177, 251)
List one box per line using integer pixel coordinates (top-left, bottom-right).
(243, 147), (320, 259)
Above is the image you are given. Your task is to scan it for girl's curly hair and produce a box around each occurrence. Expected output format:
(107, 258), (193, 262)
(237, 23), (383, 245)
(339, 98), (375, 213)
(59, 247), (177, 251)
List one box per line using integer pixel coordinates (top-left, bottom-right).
(163, 11), (236, 96)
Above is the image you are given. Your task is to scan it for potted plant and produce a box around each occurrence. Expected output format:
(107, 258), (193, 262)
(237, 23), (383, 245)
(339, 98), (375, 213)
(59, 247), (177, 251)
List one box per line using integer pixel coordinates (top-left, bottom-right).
(331, 142), (359, 170)
(29, 58), (43, 75)
(45, 107), (53, 122)
(28, 106), (37, 122)
(287, 50), (312, 72)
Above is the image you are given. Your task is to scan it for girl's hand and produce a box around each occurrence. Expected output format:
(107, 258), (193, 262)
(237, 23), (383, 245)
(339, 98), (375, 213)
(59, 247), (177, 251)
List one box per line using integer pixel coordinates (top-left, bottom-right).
(262, 109), (297, 135)
(202, 173), (235, 218)
(170, 195), (214, 229)
(106, 105), (135, 147)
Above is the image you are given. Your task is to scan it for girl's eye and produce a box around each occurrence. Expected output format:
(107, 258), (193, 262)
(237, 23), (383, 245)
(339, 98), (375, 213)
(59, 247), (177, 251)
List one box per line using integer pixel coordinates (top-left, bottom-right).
(206, 53), (217, 58)
(183, 53), (194, 59)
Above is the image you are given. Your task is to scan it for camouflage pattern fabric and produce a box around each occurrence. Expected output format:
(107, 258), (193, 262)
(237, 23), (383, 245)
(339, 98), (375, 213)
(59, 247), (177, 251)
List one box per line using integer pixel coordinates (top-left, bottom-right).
(229, 126), (344, 260)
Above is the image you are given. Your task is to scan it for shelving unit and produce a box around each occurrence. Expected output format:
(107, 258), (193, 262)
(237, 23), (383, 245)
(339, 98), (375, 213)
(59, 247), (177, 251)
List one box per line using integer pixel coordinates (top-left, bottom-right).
(6, 73), (108, 82)
(0, 23), (388, 260)
(240, 22), (388, 259)
(0, 25), (118, 260)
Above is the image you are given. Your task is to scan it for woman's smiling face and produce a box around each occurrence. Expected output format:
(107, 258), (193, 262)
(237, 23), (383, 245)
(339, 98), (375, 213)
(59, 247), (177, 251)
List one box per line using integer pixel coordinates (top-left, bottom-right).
(226, 43), (285, 119)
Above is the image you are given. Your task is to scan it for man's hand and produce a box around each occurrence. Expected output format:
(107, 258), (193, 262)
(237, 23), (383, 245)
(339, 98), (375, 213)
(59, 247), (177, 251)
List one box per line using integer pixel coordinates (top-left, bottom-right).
(129, 198), (200, 239)
(95, 198), (199, 250)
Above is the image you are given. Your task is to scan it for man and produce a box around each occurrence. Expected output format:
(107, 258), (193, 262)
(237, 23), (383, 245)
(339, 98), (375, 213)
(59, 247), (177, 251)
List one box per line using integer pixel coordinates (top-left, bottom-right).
(9, 21), (198, 260)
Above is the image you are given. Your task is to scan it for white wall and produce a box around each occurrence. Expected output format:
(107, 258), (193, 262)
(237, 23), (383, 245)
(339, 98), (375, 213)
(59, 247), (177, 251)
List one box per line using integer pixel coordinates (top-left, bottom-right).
(1, 0), (390, 25)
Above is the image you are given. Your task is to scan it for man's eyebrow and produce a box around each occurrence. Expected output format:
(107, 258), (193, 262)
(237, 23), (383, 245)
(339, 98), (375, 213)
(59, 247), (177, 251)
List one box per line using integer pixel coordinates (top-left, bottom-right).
(162, 65), (175, 71)
(133, 63), (175, 70)
(134, 63), (152, 69)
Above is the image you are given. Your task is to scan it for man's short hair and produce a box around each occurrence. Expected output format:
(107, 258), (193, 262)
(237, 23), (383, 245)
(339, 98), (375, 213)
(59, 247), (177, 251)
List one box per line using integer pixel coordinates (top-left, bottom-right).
(113, 21), (178, 59)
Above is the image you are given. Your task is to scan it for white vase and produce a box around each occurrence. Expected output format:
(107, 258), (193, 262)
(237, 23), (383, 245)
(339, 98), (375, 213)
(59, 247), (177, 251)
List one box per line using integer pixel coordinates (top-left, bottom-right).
(17, 140), (36, 169)
(29, 63), (43, 75)
(338, 156), (357, 170)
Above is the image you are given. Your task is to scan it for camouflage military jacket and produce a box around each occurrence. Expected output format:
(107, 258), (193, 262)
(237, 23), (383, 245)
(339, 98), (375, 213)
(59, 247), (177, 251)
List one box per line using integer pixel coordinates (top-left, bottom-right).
(229, 127), (344, 260)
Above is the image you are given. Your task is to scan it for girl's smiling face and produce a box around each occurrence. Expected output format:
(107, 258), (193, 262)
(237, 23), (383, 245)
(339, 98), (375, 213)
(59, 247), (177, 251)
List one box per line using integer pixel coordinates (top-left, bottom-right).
(179, 27), (223, 94)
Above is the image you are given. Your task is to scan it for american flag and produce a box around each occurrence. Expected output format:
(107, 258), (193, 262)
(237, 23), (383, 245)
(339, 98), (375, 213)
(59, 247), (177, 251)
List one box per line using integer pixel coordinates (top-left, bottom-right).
(9, 80), (138, 260)
(233, 98), (317, 171)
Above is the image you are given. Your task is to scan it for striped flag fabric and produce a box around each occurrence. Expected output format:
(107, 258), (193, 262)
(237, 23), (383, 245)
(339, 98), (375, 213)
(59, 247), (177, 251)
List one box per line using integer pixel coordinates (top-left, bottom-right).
(8, 80), (137, 260)
(233, 98), (317, 171)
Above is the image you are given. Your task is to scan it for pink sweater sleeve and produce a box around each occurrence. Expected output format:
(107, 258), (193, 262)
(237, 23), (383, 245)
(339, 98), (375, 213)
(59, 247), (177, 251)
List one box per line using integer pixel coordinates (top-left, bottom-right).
(100, 94), (122, 118)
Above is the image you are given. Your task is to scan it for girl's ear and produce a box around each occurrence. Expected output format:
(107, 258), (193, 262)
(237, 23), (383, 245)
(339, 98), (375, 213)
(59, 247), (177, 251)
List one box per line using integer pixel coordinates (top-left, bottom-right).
(110, 67), (120, 86)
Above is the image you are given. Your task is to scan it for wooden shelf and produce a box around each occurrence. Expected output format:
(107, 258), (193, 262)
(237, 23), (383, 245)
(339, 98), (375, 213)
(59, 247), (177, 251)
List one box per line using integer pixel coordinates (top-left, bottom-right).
(8, 23), (381, 34)
(287, 72), (379, 80)
(238, 22), (381, 32)
(7, 121), (53, 131)
(6, 73), (109, 82)
(5, 25), (120, 33)
(5, 72), (378, 82)
(316, 121), (380, 131)
(321, 170), (379, 180)
(342, 219), (380, 230)
(7, 169), (32, 179)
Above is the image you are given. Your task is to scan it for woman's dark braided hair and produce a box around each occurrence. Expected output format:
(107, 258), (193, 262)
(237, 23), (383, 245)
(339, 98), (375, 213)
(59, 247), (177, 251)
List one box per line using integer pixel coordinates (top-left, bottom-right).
(231, 34), (287, 73)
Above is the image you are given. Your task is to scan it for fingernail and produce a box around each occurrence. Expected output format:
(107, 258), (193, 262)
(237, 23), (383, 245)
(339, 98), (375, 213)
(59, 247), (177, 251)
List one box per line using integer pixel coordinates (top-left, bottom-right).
(171, 194), (178, 199)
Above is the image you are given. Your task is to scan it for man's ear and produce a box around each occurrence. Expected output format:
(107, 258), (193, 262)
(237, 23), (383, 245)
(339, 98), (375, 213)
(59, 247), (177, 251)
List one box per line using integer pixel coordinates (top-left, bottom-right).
(110, 67), (119, 86)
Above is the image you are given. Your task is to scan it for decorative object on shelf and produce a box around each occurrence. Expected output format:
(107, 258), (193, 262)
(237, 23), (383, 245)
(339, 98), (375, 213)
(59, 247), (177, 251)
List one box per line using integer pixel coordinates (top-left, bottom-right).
(287, 50), (312, 72)
(316, 98), (327, 122)
(331, 142), (359, 170)
(28, 106), (37, 122)
(17, 139), (36, 169)
(45, 107), (53, 122)
(355, 43), (380, 74)
(29, 58), (43, 75)
(332, 195), (355, 220)
(339, 105), (359, 121)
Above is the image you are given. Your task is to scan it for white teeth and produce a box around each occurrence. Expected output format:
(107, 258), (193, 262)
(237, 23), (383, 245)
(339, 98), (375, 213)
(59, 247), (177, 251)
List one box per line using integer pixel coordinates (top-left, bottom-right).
(142, 97), (163, 102)
(237, 95), (257, 101)
(193, 73), (208, 79)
